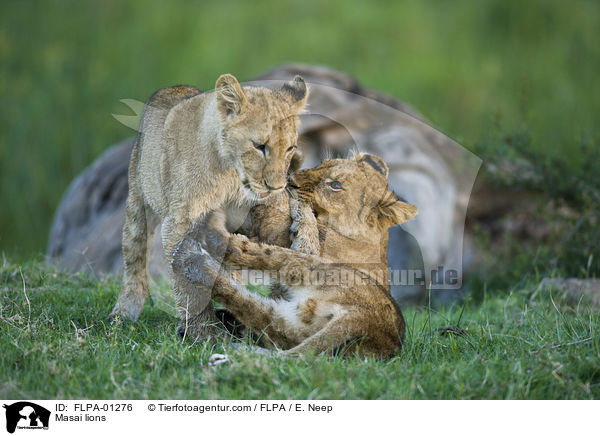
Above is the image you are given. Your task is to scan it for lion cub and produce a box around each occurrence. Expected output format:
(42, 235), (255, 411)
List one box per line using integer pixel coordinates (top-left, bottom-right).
(109, 74), (308, 340)
(173, 154), (418, 358)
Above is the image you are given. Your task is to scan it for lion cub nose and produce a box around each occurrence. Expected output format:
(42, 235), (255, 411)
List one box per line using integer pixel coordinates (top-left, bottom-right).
(264, 181), (285, 192)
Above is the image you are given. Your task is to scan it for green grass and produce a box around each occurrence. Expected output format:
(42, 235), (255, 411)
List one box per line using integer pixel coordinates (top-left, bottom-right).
(1, 259), (598, 399)
(1, 0), (599, 401)
(1, 0), (599, 255)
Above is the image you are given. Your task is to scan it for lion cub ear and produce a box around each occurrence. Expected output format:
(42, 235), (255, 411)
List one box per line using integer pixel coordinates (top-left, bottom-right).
(387, 200), (418, 225)
(280, 75), (308, 113)
(355, 153), (389, 178)
(215, 74), (247, 117)
(374, 192), (418, 228)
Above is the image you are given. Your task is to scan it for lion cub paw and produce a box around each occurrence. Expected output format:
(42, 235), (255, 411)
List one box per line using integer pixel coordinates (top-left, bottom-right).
(289, 198), (320, 255)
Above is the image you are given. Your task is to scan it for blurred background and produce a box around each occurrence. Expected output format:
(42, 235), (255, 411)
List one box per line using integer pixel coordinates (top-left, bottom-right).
(1, 0), (599, 286)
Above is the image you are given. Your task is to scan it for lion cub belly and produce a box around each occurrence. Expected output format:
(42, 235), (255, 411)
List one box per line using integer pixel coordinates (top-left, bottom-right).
(274, 287), (347, 340)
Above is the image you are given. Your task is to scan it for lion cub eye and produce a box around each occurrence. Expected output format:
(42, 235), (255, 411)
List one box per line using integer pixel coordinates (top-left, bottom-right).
(327, 180), (343, 191)
(286, 144), (296, 153)
(252, 141), (267, 154)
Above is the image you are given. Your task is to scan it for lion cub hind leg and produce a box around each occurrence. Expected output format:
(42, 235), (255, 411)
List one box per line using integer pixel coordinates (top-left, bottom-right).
(281, 313), (364, 357)
(172, 237), (293, 348)
(110, 161), (159, 322)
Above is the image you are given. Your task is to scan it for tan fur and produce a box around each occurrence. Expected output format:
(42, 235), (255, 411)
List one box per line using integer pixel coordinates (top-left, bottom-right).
(173, 154), (417, 358)
(109, 74), (308, 340)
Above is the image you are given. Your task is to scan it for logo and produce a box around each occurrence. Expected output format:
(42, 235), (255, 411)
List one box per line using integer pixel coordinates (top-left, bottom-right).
(3, 402), (50, 434)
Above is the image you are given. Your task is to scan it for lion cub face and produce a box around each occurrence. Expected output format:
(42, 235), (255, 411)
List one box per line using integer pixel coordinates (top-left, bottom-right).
(294, 153), (418, 238)
(215, 74), (308, 202)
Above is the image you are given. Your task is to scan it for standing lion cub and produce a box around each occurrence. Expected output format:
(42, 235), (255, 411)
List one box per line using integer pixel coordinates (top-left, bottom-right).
(109, 74), (308, 340)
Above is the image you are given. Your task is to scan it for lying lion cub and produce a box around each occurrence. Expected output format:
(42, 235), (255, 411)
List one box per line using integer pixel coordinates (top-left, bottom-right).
(172, 154), (417, 358)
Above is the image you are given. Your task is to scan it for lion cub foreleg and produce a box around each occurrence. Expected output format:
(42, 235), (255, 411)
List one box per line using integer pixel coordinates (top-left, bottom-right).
(289, 198), (320, 255)
(225, 235), (321, 288)
(162, 213), (221, 340)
